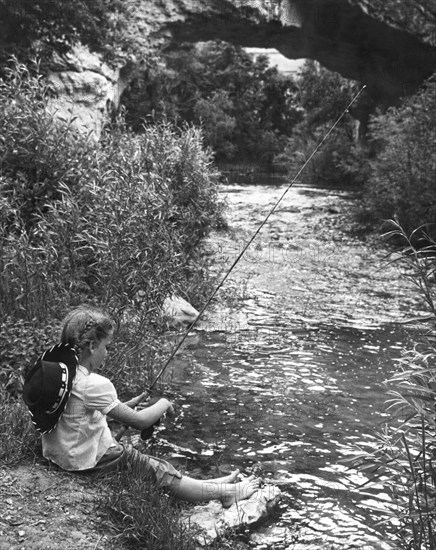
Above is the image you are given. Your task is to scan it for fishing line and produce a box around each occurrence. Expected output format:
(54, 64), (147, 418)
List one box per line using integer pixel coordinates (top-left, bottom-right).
(149, 84), (367, 386)
(121, 84), (367, 419)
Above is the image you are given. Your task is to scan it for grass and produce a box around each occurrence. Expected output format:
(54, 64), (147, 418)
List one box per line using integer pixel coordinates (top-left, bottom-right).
(98, 464), (200, 550)
(0, 386), (40, 465)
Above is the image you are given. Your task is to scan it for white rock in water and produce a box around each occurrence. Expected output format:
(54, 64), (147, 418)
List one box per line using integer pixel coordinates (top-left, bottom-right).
(181, 485), (281, 546)
(163, 295), (199, 327)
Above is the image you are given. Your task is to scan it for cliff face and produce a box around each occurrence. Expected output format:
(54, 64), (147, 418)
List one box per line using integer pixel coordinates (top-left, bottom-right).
(45, 44), (134, 137)
(44, 0), (436, 135)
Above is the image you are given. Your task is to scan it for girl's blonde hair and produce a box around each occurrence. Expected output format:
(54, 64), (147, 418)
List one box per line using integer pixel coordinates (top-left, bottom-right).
(60, 307), (113, 353)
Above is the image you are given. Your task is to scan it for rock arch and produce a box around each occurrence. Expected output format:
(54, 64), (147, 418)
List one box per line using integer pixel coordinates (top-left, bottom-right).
(43, 1), (436, 135)
(163, 0), (436, 125)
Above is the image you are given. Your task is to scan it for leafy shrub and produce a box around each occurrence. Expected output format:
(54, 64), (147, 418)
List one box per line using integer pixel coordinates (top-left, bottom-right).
(0, 59), (223, 413)
(0, 61), (95, 231)
(0, 317), (59, 390)
(0, 60), (222, 315)
(364, 79), (436, 238)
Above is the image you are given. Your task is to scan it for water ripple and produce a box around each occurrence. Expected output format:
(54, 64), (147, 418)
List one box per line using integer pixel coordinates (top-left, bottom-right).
(156, 184), (427, 549)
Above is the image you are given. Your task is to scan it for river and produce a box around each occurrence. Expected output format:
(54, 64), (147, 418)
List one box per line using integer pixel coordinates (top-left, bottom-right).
(152, 183), (429, 549)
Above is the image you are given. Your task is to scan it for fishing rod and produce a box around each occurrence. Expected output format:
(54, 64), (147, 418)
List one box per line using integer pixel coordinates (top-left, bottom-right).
(115, 84), (367, 440)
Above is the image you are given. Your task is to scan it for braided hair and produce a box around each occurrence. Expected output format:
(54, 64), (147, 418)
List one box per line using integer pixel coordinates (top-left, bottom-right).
(60, 307), (113, 355)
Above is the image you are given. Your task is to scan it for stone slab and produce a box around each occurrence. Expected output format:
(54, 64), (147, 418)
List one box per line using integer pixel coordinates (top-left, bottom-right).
(181, 484), (281, 546)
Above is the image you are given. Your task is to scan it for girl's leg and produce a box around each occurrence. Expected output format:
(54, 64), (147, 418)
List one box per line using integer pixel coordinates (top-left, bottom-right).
(171, 474), (260, 507)
(207, 469), (240, 484)
(122, 447), (257, 506)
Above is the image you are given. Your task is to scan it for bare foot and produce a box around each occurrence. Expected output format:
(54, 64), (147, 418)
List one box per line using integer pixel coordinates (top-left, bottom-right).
(210, 469), (240, 484)
(221, 475), (260, 508)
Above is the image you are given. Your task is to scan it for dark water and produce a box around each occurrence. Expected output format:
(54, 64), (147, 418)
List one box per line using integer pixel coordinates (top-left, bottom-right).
(149, 185), (427, 549)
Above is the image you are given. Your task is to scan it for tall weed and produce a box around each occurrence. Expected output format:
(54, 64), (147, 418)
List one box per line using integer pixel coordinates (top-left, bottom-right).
(350, 351), (436, 549)
(0, 60), (222, 317)
(349, 222), (436, 548)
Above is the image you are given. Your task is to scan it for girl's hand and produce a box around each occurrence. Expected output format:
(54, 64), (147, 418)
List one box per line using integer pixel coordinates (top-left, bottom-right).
(134, 391), (150, 407)
(110, 396), (173, 433)
(147, 397), (175, 419)
(140, 398), (174, 441)
(124, 391), (149, 408)
(164, 399), (175, 418)
(137, 390), (150, 404)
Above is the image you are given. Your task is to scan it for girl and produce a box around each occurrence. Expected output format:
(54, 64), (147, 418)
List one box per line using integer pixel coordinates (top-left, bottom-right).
(42, 306), (259, 506)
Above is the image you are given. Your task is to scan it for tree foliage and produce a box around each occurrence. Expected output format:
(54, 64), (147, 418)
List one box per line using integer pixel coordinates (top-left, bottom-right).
(0, 0), (135, 67)
(364, 79), (436, 237)
(123, 41), (302, 164)
(277, 60), (366, 187)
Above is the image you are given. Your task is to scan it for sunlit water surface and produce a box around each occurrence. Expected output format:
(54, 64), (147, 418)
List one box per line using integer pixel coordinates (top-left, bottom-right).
(147, 184), (427, 549)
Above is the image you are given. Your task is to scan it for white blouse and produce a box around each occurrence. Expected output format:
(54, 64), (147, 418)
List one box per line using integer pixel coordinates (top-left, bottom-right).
(42, 365), (120, 470)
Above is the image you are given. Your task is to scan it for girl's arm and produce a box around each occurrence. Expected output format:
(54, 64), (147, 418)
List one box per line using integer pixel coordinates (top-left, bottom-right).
(107, 398), (173, 430)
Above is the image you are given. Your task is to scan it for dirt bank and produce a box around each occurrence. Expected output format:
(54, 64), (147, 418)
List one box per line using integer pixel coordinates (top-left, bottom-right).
(0, 463), (116, 550)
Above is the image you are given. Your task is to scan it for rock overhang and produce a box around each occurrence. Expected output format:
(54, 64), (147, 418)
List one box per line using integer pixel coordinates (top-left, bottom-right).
(165, 0), (436, 108)
(41, 0), (436, 136)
